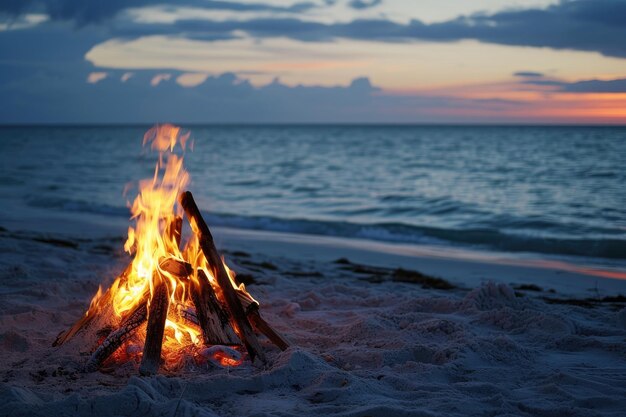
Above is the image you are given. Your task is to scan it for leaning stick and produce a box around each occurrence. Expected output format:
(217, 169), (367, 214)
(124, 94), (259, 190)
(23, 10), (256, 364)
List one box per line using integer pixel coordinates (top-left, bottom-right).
(54, 262), (133, 347)
(247, 310), (290, 351)
(179, 191), (267, 364)
(84, 301), (148, 372)
(182, 291), (290, 351)
(237, 291), (290, 351)
(192, 270), (239, 346)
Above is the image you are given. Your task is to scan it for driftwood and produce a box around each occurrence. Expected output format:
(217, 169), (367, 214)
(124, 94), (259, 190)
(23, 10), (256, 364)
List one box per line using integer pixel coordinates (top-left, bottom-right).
(139, 277), (170, 376)
(180, 290), (290, 351)
(137, 257), (191, 375)
(247, 308), (290, 351)
(192, 270), (239, 346)
(53, 262), (133, 347)
(84, 301), (148, 372)
(236, 290), (290, 351)
(180, 191), (267, 364)
(159, 256), (193, 278)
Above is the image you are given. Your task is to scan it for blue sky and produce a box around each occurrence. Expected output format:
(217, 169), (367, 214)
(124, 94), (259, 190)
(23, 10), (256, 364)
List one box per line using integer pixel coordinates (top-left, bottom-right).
(1, 0), (626, 123)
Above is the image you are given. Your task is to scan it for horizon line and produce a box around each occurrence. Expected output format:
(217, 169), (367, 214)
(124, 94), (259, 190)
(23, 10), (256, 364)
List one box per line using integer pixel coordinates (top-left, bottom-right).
(2, 122), (626, 128)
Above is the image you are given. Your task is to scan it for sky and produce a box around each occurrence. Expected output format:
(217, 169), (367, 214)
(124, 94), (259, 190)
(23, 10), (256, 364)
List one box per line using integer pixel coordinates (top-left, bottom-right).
(1, 0), (626, 124)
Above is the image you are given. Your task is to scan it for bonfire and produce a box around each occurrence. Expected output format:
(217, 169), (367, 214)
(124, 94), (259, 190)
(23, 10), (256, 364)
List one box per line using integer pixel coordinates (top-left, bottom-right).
(53, 125), (289, 375)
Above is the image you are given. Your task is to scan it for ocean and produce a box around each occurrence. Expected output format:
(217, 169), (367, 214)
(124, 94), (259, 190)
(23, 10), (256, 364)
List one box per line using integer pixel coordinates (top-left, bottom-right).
(1, 125), (625, 268)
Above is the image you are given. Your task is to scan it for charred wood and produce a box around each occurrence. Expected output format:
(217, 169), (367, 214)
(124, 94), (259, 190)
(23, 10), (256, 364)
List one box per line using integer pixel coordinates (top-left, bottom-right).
(180, 191), (266, 364)
(139, 277), (171, 376)
(191, 270), (239, 346)
(84, 301), (148, 372)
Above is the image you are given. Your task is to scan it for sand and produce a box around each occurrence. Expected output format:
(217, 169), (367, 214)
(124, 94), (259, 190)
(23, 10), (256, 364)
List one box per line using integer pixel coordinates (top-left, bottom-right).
(1, 216), (625, 416)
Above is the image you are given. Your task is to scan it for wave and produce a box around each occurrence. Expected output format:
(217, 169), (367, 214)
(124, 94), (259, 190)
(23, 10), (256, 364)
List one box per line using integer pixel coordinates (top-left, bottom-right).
(204, 213), (626, 260)
(26, 196), (129, 217)
(26, 195), (626, 261)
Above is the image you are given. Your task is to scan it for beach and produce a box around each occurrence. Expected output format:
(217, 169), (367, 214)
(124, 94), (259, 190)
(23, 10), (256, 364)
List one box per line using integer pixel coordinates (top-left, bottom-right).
(3, 0), (626, 413)
(1, 211), (625, 416)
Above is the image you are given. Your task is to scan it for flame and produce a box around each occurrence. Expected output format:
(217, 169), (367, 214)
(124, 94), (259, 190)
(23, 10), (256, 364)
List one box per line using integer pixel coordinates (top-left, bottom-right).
(87, 124), (256, 370)
(84, 285), (103, 318)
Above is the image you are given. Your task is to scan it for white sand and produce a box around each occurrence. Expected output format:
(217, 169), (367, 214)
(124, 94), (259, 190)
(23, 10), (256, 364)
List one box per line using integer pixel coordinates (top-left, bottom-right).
(1, 215), (626, 416)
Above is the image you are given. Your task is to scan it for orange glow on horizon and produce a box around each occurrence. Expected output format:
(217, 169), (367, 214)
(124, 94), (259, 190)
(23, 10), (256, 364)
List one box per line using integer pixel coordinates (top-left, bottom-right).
(385, 79), (626, 123)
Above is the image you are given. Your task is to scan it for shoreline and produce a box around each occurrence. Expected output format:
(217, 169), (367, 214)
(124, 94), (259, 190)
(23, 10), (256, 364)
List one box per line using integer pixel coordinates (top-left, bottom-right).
(1, 206), (625, 297)
(0, 209), (626, 296)
(213, 226), (626, 296)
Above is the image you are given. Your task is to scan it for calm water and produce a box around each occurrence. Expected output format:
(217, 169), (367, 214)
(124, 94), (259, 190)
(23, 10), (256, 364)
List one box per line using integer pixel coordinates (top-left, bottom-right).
(1, 125), (625, 265)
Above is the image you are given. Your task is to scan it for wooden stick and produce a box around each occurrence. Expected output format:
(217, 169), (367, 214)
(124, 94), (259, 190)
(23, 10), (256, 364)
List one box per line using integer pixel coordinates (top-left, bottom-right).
(192, 270), (239, 346)
(84, 301), (147, 372)
(159, 256), (192, 278)
(139, 275), (170, 376)
(54, 262), (133, 347)
(182, 292), (290, 351)
(236, 290), (290, 351)
(247, 308), (290, 351)
(179, 191), (266, 364)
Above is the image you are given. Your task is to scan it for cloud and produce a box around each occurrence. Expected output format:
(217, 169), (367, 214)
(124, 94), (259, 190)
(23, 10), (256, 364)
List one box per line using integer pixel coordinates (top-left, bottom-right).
(86, 71), (107, 83)
(523, 75), (626, 93)
(4, 1), (626, 59)
(0, 0), (321, 24)
(150, 73), (171, 86)
(103, 0), (626, 58)
(1, 1), (625, 124)
(514, 71), (544, 78)
(561, 77), (626, 93)
(0, 64), (524, 124)
(176, 72), (209, 87)
(348, 0), (382, 10)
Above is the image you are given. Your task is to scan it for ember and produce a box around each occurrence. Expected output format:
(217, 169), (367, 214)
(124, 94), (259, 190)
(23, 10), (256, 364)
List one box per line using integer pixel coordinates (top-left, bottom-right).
(53, 124), (289, 374)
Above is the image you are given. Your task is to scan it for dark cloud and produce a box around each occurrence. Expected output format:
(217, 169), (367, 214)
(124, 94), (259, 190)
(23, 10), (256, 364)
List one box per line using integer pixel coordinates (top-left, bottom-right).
(0, 57), (522, 124)
(3, 1), (626, 58)
(0, 0), (320, 24)
(348, 0), (382, 10)
(514, 71), (544, 78)
(0, 0), (624, 123)
(523, 76), (626, 93)
(109, 0), (626, 58)
(561, 78), (626, 93)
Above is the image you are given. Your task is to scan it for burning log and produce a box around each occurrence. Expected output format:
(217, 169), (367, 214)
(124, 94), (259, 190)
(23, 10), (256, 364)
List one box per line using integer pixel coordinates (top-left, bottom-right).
(192, 270), (238, 346)
(84, 301), (148, 372)
(139, 276), (170, 376)
(180, 191), (267, 364)
(159, 256), (193, 278)
(178, 289), (290, 351)
(137, 257), (190, 375)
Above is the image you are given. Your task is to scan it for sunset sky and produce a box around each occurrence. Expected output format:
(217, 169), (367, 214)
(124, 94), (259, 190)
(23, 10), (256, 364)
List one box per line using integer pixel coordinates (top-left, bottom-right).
(1, 0), (626, 123)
